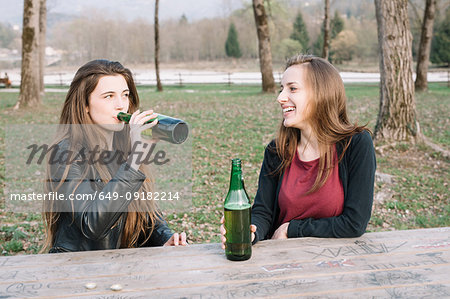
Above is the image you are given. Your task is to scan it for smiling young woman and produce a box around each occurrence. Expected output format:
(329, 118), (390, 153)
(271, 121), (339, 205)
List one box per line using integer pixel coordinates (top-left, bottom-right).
(220, 54), (376, 247)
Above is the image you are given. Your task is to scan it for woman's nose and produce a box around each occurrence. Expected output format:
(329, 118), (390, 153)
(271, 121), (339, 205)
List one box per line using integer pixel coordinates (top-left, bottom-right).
(114, 97), (125, 109)
(277, 91), (288, 104)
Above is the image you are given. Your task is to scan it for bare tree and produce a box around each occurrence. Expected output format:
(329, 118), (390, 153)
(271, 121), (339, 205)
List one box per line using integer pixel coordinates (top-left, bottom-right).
(322, 0), (330, 60)
(154, 0), (163, 92)
(39, 0), (46, 94)
(415, 0), (437, 92)
(15, 0), (41, 109)
(374, 0), (421, 142)
(252, 0), (276, 93)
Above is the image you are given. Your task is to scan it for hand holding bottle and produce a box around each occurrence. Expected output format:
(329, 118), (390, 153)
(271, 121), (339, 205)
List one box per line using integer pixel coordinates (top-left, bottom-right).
(220, 216), (256, 250)
(127, 109), (159, 171)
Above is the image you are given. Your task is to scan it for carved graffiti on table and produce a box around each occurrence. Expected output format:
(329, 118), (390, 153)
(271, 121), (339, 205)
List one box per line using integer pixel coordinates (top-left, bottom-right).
(366, 251), (448, 271)
(368, 269), (426, 286)
(223, 271), (270, 282)
(366, 269), (450, 297)
(0, 270), (18, 280)
(413, 240), (450, 249)
(6, 282), (43, 297)
(262, 263), (303, 272)
(101, 250), (140, 260)
(305, 240), (407, 259)
(0, 257), (10, 267)
(316, 258), (355, 268)
(225, 278), (317, 298)
(416, 252), (448, 264)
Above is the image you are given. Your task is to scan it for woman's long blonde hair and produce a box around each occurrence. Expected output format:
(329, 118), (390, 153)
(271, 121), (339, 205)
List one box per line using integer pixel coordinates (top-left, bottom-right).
(275, 54), (367, 193)
(42, 60), (159, 252)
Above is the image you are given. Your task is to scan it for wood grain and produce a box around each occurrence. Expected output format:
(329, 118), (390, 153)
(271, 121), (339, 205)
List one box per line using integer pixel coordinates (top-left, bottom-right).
(1, 227), (449, 298)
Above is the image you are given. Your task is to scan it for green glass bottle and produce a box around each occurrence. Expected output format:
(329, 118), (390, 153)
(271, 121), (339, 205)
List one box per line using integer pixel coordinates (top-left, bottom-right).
(224, 158), (252, 261)
(117, 112), (189, 144)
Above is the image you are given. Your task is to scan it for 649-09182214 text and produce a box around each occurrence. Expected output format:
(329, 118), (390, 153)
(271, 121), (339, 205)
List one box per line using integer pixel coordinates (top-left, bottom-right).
(8, 191), (180, 201)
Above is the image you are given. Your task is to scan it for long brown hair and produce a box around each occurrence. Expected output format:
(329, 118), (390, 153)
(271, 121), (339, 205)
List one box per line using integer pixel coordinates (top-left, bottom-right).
(275, 54), (367, 193)
(42, 60), (159, 252)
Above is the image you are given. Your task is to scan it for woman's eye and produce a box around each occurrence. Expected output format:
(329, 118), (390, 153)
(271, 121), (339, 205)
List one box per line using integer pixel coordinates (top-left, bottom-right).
(105, 94), (112, 99)
(123, 93), (130, 98)
(290, 87), (297, 92)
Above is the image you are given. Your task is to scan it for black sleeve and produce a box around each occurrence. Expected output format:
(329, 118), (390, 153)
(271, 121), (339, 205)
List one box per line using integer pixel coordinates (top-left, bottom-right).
(251, 141), (281, 243)
(287, 131), (376, 238)
(140, 215), (174, 247)
(49, 142), (146, 240)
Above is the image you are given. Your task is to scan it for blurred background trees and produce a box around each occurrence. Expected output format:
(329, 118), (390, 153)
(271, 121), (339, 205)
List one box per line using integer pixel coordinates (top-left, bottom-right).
(374, 0), (420, 142)
(414, 0), (436, 92)
(430, 5), (450, 67)
(0, 0), (448, 68)
(14, 0), (44, 109)
(225, 23), (242, 59)
(154, 0), (162, 91)
(290, 11), (309, 52)
(252, 0), (276, 92)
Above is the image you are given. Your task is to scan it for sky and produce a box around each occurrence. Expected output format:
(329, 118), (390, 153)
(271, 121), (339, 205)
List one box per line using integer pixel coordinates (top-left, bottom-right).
(0, 0), (247, 26)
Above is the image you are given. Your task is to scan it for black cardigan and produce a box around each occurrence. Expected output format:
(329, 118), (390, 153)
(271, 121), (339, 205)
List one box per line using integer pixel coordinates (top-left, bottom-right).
(251, 130), (376, 243)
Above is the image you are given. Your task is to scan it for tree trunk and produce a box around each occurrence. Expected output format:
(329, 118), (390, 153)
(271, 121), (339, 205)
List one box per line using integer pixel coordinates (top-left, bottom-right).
(252, 0), (276, 93)
(322, 0), (330, 60)
(39, 0), (46, 94)
(374, 0), (421, 142)
(154, 0), (163, 92)
(415, 0), (436, 92)
(16, 0), (41, 109)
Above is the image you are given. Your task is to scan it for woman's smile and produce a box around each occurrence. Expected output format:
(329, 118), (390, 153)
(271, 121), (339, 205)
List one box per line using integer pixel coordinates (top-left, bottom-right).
(282, 105), (296, 116)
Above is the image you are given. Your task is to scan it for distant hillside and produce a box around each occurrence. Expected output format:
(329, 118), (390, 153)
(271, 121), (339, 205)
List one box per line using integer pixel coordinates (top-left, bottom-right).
(0, 0), (245, 26)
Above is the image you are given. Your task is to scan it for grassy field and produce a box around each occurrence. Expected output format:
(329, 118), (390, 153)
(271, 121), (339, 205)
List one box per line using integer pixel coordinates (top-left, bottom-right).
(0, 82), (449, 255)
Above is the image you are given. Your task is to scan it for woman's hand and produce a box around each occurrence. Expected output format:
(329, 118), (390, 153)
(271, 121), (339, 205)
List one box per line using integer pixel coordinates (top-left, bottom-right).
(271, 222), (289, 239)
(127, 109), (159, 171)
(163, 232), (187, 246)
(220, 216), (256, 250)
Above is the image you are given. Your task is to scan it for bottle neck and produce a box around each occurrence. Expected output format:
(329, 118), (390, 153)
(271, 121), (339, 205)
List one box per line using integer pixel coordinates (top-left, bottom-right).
(117, 112), (131, 123)
(229, 164), (244, 191)
(117, 112), (161, 124)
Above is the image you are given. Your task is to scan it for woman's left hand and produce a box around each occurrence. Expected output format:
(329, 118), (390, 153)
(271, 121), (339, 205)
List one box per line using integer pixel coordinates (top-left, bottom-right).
(164, 232), (187, 246)
(271, 223), (289, 239)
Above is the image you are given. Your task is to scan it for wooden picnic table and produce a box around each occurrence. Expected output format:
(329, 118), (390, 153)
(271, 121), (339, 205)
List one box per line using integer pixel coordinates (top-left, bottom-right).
(1, 227), (449, 298)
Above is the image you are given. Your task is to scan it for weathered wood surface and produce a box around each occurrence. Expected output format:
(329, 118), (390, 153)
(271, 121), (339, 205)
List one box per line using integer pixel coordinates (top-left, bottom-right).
(1, 227), (449, 298)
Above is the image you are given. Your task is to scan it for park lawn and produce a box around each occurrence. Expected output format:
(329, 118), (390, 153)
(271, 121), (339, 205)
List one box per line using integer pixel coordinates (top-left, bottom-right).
(0, 82), (448, 255)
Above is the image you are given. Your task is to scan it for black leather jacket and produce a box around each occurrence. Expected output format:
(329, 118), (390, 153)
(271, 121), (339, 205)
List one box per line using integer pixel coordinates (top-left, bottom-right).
(48, 139), (173, 253)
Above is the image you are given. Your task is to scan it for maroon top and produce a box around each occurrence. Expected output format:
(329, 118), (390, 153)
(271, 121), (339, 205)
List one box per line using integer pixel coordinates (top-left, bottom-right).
(277, 147), (344, 227)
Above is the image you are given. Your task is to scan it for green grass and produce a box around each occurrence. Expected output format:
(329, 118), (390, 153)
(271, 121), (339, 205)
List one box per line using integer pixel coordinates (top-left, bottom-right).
(0, 82), (449, 254)
(415, 83), (450, 146)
